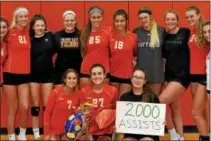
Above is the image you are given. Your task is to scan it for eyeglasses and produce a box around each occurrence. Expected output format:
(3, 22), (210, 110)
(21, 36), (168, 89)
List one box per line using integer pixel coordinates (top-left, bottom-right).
(132, 76), (145, 80)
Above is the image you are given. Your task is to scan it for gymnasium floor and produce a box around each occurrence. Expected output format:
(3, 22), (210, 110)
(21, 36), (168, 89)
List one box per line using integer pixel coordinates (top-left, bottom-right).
(0, 133), (199, 140)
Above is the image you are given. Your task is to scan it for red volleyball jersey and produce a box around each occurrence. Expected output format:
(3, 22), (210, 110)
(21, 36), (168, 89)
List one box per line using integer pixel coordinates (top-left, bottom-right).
(80, 27), (111, 75)
(188, 29), (210, 74)
(81, 84), (119, 135)
(1, 42), (7, 84)
(109, 31), (137, 78)
(3, 28), (31, 74)
(44, 86), (82, 136)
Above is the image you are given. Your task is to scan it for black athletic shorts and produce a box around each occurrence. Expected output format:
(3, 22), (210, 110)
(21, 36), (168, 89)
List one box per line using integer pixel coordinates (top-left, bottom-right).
(190, 74), (206, 86)
(3, 72), (29, 85)
(110, 75), (131, 84)
(29, 72), (54, 83)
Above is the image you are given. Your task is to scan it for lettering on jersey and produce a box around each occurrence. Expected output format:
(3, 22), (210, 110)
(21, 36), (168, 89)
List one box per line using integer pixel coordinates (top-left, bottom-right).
(67, 100), (72, 110)
(165, 40), (182, 44)
(60, 38), (79, 48)
(114, 41), (124, 49)
(18, 36), (27, 44)
(89, 36), (100, 44)
(189, 34), (197, 42)
(92, 98), (104, 107)
(138, 42), (159, 48)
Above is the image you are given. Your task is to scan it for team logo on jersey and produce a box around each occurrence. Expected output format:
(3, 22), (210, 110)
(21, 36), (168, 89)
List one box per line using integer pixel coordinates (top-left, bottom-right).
(45, 38), (48, 42)
(60, 38), (79, 48)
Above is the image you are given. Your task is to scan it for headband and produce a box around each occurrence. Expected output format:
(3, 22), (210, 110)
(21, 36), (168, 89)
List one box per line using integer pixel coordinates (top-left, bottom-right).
(14, 8), (28, 16)
(89, 7), (103, 15)
(63, 10), (76, 18)
(138, 9), (152, 15)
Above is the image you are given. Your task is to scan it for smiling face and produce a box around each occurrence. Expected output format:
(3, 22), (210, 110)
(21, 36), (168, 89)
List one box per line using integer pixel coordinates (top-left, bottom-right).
(64, 72), (78, 88)
(165, 12), (178, 31)
(203, 24), (210, 43)
(90, 12), (103, 29)
(63, 13), (76, 32)
(0, 21), (8, 40)
(114, 15), (127, 32)
(185, 10), (200, 27)
(138, 13), (151, 29)
(33, 20), (45, 36)
(131, 69), (146, 89)
(16, 11), (29, 28)
(90, 66), (106, 85)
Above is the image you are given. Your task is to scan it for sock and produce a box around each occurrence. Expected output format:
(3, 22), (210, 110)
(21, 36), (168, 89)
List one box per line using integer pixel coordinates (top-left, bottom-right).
(179, 136), (184, 140)
(33, 128), (40, 139)
(168, 128), (180, 140)
(8, 133), (16, 140)
(18, 127), (27, 140)
(19, 127), (26, 135)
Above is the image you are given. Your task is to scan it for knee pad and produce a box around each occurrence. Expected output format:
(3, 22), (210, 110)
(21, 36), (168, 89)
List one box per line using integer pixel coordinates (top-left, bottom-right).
(31, 106), (40, 116)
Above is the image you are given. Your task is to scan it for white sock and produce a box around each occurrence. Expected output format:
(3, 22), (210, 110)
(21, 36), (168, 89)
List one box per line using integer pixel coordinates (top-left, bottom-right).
(168, 128), (180, 140)
(8, 133), (16, 140)
(33, 128), (40, 139)
(180, 136), (184, 140)
(18, 127), (27, 140)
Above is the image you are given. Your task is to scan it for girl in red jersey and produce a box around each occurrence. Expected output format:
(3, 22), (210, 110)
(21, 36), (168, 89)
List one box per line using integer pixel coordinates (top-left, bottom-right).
(29, 14), (57, 140)
(80, 6), (111, 88)
(203, 21), (210, 95)
(44, 69), (82, 141)
(203, 21), (210, 134)
(160, 10), (191, 140)
(185, 6), (210, 141)
(80, 64), (119, 140)
(0, 17), (9, 88)
(3, 7), (31, 141)
(109, 9), (137, 96)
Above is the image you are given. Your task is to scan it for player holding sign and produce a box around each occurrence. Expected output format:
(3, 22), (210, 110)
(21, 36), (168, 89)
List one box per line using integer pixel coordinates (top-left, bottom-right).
(119, 68), (160, 141)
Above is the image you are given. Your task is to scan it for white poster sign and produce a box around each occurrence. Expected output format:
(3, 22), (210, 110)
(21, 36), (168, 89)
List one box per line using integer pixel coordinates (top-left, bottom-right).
(116, 101), (166, 136)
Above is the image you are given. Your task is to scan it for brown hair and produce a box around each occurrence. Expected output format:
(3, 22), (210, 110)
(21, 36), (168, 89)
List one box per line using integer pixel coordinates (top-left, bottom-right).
(186, 6), (205, 47)
(133, 68), (157, 103)
(62, 69), (79, 90)
(80, 6), (104, 57)
(0, 17), (9, 42)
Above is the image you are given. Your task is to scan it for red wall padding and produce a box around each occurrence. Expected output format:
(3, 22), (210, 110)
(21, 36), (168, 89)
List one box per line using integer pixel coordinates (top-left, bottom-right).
(0, 1), (210, 128)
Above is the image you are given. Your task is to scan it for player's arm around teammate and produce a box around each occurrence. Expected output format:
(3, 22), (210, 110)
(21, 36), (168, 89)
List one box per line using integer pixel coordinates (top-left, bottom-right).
(133, 7), (165, 95)
(29, 14), (57, 140)
(80, 6), (111, 88)
(159, 10), (191, 140)
(54, 10), (82, 87)
(109, 9), (137, 96)
(0, 17), (9, 95)
(44, 69), (82, 141)
(185, 6), (210, 141)
(3, 7), (31, 141)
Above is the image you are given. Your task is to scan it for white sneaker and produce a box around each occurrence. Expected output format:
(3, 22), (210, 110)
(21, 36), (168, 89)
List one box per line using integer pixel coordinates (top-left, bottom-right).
(18, 134), (27, 141)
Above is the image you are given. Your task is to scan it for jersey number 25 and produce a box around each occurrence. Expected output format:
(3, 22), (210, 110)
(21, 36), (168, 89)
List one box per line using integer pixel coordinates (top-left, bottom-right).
(89, 36), (100, 44)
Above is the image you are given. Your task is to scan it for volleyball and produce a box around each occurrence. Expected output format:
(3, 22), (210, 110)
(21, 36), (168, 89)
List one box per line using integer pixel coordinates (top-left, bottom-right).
(64, 112), (83, 140)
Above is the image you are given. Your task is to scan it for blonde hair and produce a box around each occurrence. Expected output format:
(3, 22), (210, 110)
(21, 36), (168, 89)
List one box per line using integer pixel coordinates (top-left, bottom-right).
(139, 6), (160, 49)
(10, 6), (29, 29)
(186, 6), (205, 47)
